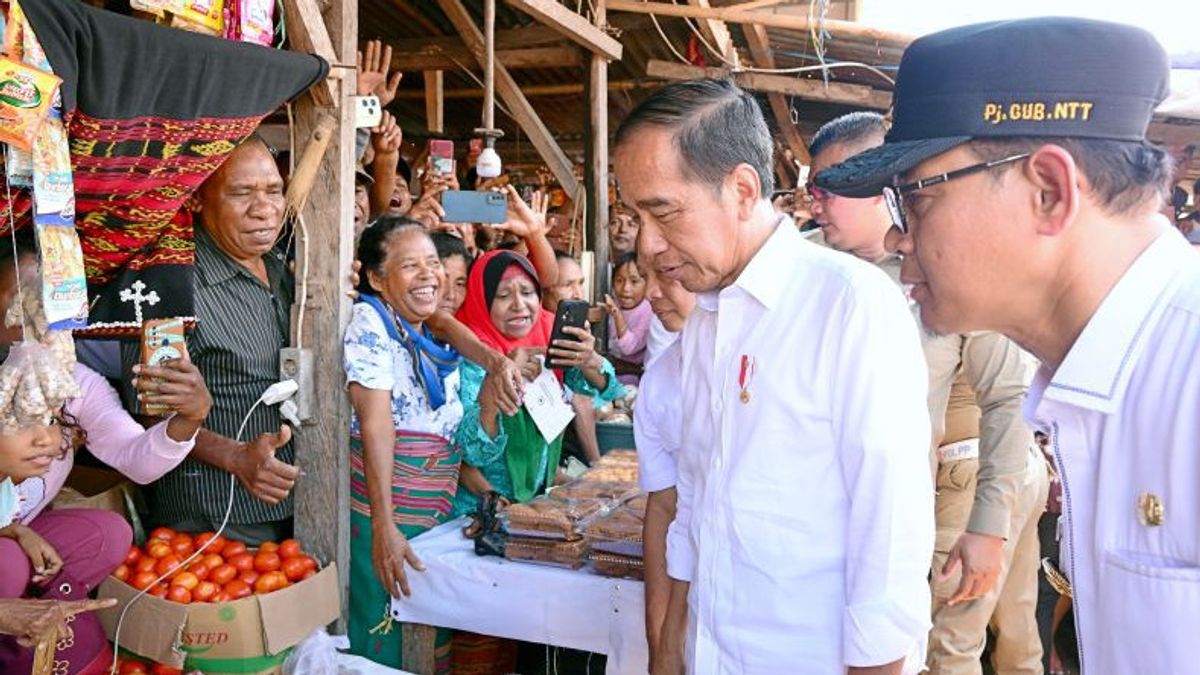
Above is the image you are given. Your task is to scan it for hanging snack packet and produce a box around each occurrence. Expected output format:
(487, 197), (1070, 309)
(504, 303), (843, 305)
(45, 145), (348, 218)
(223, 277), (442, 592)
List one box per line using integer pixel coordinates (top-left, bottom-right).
(0, 57), (60, 151)
(169, 0), (225, 35)
(34, 217), (88, 331)
(130, 0), (172, 18)
(235, 0), (274, 47)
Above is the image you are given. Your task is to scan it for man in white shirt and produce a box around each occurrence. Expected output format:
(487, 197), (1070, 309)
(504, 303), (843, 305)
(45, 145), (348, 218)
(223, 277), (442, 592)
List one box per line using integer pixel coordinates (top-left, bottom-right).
(817, 17), (1195, 674)
(634, 270), (695, 668)
(615, 78), (934, 675)
(809, 111), (1049, 674)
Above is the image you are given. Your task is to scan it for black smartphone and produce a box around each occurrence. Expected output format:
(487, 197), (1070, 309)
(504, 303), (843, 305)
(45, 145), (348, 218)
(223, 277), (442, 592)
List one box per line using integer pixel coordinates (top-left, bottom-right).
(548, 299), (590, 367)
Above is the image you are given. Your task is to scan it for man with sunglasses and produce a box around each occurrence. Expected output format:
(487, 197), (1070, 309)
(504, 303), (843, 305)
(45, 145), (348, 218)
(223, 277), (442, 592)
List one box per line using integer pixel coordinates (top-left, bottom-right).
(809, 110), (1049, 675)
(817, 17), (1195, 674)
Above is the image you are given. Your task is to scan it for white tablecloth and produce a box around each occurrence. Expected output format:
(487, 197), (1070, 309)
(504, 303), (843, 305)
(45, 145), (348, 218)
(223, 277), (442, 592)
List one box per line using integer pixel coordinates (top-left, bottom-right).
(389, 517), (649, 675)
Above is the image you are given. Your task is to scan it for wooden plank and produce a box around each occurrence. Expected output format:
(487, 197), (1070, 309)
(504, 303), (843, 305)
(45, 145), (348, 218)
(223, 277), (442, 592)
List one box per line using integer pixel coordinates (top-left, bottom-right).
(744, 24), (810, 164)
(438, 0), (579, 195)
(730, 0), (788, 9)
(392, 79), (658, 100)
(290, 0), (354, 630)
(1149, 120), (1200, 147)
(281, 0), (338, 106)
(586, 0), (610, 300)
(390, 25), (569, 55)
(687, 0), (737, 66)
(425, 70), (444, 134)
(505, 0), (623, 61)
(401, 623), (438, 675)
(393, 46), (582, 71)
(608, 0), (913, 47)
(645, 59), (892, 109)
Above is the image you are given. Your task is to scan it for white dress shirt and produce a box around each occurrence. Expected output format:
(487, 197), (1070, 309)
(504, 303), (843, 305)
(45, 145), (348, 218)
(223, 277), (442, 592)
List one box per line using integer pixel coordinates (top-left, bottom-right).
(672, 219), (935, 674)
(1024, 228), (1200, 675)
(634, 333), (682, 494)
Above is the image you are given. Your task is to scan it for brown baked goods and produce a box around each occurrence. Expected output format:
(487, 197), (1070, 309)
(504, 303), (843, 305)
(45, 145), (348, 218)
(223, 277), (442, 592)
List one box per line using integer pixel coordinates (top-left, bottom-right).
(504, 536), (589, 569)
(585, 506), (645, 557)
(622, 493), (648, 515)
(581, 464), (639, 483)
(589, 552), (644, 580)
(550, 479), (639, 502)
(502, 495), (606, 540)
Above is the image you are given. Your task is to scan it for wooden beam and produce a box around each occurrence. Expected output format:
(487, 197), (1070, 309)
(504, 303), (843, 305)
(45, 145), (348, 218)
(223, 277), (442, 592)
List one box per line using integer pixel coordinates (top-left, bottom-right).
(390, 25), (568, 55)
(393, 46), (582, 71)
(393, 79), (659, 100)
(744, 24), (810, 164)
(1149, 120), (1200, 147)
(281, 0), (339, 106)
(646, 59), (892, 109)
(438, 0), (579, 195)
(505, 0), (623, 61)
(687, 0), (738, 66)
(291, 0), (354, 629)
(425, 70), (444, 134)
(730, 0), (788, 9)
(586, 0), (610, 300)
(389, 0), (444, 37)
(608, 0), (913, 47)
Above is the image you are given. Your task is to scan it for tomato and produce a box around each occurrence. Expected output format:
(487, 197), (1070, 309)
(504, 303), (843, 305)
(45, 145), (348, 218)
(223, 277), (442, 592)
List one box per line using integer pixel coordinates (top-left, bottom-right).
(258, 541), (280, 554)
(280, 557), (308, 582)
(193, 580), (220, 603)
(155, 554), (184, 578)
(194, 532), (227, 556)
(124, 545), (142, 567)
(254, 571), (288, 594)
(253, 552), (281, 574)
(151, 664), (183, 675)
(130, 571), (158, 591)
(113, 564), (131, 582)
(186, 562), (209, 581)
(211, 591), (232, 603)
(118, 658), (150, 674)
(301, 568), (317, 581)
(135, 556), (158, 574)
(149, 527), (176, 542)
(238, 570), (260, 587)
(146, 541), (172, 560)
(149, 583), (169, 599)
(228, 552), (255, 573)
(222, 541), (248, 558)
(223, 578), (252, 600)
(201, 553), (225, 570)
(170, 571), (199, 591)
(278, 539), (302, 559)
(298, 555), (318, 573)
(166, 585), (192, 604)
(169, 534), (195, 558)
(209, 563), (238, 586)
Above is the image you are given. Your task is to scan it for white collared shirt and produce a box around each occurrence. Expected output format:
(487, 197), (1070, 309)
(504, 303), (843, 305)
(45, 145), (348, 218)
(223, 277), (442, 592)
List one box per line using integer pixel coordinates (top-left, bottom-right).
(634, 332), (682, 494)
(1024, 228), (1200, 675)
(672, 219), (934, 674)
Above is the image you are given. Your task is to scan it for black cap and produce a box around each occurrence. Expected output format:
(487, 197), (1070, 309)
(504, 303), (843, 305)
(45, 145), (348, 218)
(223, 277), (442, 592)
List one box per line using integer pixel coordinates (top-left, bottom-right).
(816, 17), (1170, 198)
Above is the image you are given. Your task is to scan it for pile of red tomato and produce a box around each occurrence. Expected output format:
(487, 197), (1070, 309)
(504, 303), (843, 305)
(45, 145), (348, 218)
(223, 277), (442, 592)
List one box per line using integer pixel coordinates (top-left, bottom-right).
(112, 527), (318, 604)
(113, 655), (183, 674)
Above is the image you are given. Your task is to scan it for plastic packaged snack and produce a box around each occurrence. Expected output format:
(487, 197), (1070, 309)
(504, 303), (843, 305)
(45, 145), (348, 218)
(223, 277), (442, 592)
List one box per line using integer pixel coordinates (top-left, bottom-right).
(549, 479), (640, 503)
(589, 552), (644, 580)
(502, 495), (607, 541)
(581, 464), (639, 484)
(35, 218), (88, 331)
(0, 57), (60, 151)
(584, 506), (644, 558)
(169, 0), (225, 35)
(503, 536), (588, 569)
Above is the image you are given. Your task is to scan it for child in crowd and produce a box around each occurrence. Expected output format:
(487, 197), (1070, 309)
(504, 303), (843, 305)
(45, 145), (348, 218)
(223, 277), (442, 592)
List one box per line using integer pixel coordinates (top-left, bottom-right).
(605, 253), (652, 385)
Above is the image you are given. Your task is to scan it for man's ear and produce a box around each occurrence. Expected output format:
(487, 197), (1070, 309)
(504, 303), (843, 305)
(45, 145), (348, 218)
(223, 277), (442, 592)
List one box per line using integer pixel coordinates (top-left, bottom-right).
(1023, 144), (1080, 238)
(731, 163), (763, 221)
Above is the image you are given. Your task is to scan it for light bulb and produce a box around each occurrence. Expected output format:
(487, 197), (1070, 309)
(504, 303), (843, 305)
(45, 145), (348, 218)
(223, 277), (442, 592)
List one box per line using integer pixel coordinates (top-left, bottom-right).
(476, 147), (502, 178)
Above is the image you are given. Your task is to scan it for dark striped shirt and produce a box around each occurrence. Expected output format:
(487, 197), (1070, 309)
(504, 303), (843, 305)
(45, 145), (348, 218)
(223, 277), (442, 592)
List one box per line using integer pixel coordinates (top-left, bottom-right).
(122, 225), (294, 526)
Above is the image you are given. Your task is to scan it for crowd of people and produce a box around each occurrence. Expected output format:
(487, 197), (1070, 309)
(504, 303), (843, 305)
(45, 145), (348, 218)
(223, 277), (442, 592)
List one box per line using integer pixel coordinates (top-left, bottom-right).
(0, 10), (1196, 675)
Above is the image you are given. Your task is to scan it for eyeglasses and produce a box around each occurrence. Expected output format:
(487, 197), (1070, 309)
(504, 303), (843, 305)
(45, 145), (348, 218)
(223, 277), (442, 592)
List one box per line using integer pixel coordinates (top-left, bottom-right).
(882, 153), (1030, 234)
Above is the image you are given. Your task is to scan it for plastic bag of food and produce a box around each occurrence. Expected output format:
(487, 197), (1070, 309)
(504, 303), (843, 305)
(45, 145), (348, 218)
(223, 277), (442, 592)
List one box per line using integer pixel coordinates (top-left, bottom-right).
(230, 0), (274, 46)
(502, 495), (608, 541)
(169, 0), (225, 35)
(282, 628), (349, 675)
(584, 506), (644, 558)
(35, 218), (88, 331)
(0, 57), (60, 151)
(504, 536), (588, 569)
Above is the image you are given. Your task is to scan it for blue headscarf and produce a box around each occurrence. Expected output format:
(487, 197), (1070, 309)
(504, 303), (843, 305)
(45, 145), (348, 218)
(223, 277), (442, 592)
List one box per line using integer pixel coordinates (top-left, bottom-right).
(357, 293), (460, 409)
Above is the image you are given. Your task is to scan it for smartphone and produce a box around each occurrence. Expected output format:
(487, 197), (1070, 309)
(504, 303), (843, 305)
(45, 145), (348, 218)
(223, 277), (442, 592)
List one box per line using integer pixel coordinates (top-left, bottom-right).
(548, 299), (590, 367)
(429, 139), (454, 177)
(441, 190), (507, 224)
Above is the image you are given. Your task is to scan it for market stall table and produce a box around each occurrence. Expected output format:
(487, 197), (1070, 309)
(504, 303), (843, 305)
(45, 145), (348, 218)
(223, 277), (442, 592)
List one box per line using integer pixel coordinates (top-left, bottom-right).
(389, 517), (649, 675)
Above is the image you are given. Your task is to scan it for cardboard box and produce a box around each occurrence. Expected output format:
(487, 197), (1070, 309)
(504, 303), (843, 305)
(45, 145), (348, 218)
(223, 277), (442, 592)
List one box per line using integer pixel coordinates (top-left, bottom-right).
(97, 563), (340, 674)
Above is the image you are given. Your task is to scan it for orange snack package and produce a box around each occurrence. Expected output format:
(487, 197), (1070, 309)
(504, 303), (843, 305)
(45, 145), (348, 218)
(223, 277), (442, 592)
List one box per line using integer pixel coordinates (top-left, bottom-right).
(0, 57), (60, 151)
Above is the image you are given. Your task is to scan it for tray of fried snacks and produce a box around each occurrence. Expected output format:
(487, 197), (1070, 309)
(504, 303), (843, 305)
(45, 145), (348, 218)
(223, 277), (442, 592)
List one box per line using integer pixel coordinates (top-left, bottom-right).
(502, 495), (608, 540)
(584, 506), (645, 558)
(622, 492), (648, 515)
(549, 479), (640, 503)
(582, 463), (639, 484)
(589, 552), (644, 580)
(504, 536), (589, 570)
(597, 449), (638, 466)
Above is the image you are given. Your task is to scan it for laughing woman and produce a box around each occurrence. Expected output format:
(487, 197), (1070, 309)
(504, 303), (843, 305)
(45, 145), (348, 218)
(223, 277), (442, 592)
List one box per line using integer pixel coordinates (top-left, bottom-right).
(344, 217), (464, 671)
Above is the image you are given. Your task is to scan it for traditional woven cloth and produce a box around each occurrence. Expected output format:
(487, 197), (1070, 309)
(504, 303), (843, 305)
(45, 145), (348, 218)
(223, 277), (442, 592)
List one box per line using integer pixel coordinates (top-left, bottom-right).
(0, 0), (327, 337)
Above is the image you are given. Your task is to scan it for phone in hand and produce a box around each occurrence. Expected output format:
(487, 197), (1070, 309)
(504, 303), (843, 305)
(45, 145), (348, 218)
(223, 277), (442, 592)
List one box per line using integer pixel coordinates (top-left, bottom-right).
(548, 299), (590, 368)
(429, 139), (454, 177)
(441, 190), (507, 224)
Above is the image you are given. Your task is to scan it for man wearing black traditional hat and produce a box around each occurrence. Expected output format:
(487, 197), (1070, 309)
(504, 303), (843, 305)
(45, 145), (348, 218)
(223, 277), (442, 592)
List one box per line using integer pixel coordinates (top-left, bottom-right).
(817, 17), (1196, 674)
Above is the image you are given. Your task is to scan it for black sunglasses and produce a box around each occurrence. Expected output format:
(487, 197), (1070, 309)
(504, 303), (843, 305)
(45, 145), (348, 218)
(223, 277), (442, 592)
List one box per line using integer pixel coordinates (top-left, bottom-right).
(882, 153), (1030, 234)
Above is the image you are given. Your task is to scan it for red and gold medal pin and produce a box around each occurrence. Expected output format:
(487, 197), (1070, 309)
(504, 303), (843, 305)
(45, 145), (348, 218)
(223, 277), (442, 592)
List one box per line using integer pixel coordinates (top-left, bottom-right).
(738, 354), (756, 404)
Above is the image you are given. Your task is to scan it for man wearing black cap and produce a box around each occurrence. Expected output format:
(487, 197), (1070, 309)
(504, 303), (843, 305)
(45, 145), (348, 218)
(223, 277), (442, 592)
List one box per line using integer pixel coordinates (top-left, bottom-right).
(817, 17), (1196, 674)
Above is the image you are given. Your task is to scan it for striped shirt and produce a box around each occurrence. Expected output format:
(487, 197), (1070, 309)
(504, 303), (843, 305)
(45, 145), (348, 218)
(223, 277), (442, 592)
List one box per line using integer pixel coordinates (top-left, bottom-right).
(122, 225), (294, 526)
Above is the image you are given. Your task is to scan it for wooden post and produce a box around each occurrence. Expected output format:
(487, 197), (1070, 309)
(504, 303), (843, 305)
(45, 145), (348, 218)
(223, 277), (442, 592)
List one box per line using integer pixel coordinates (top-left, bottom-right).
(289, 0), (355, 627)
(586, 0), (610, 300)
(425, 70), (445, 134)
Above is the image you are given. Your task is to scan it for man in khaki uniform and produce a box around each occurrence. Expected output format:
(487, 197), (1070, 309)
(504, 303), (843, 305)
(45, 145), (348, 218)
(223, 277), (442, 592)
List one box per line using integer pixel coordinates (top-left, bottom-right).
(807, 112), (1051, 674)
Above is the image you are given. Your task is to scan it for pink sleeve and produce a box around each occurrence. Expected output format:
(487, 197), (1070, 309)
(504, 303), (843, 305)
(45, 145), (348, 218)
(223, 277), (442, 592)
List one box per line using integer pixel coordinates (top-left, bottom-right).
(66, 364), (195, 485)
(614, 301), (653, 360)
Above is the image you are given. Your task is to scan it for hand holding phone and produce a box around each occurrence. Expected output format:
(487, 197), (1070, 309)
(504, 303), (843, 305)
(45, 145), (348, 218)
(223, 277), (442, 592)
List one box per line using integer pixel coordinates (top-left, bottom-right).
(547, 300), (590, 369)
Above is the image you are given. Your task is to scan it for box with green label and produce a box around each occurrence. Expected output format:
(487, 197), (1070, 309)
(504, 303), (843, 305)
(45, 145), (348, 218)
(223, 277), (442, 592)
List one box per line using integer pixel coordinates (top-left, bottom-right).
(97, 563), (340, 674)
